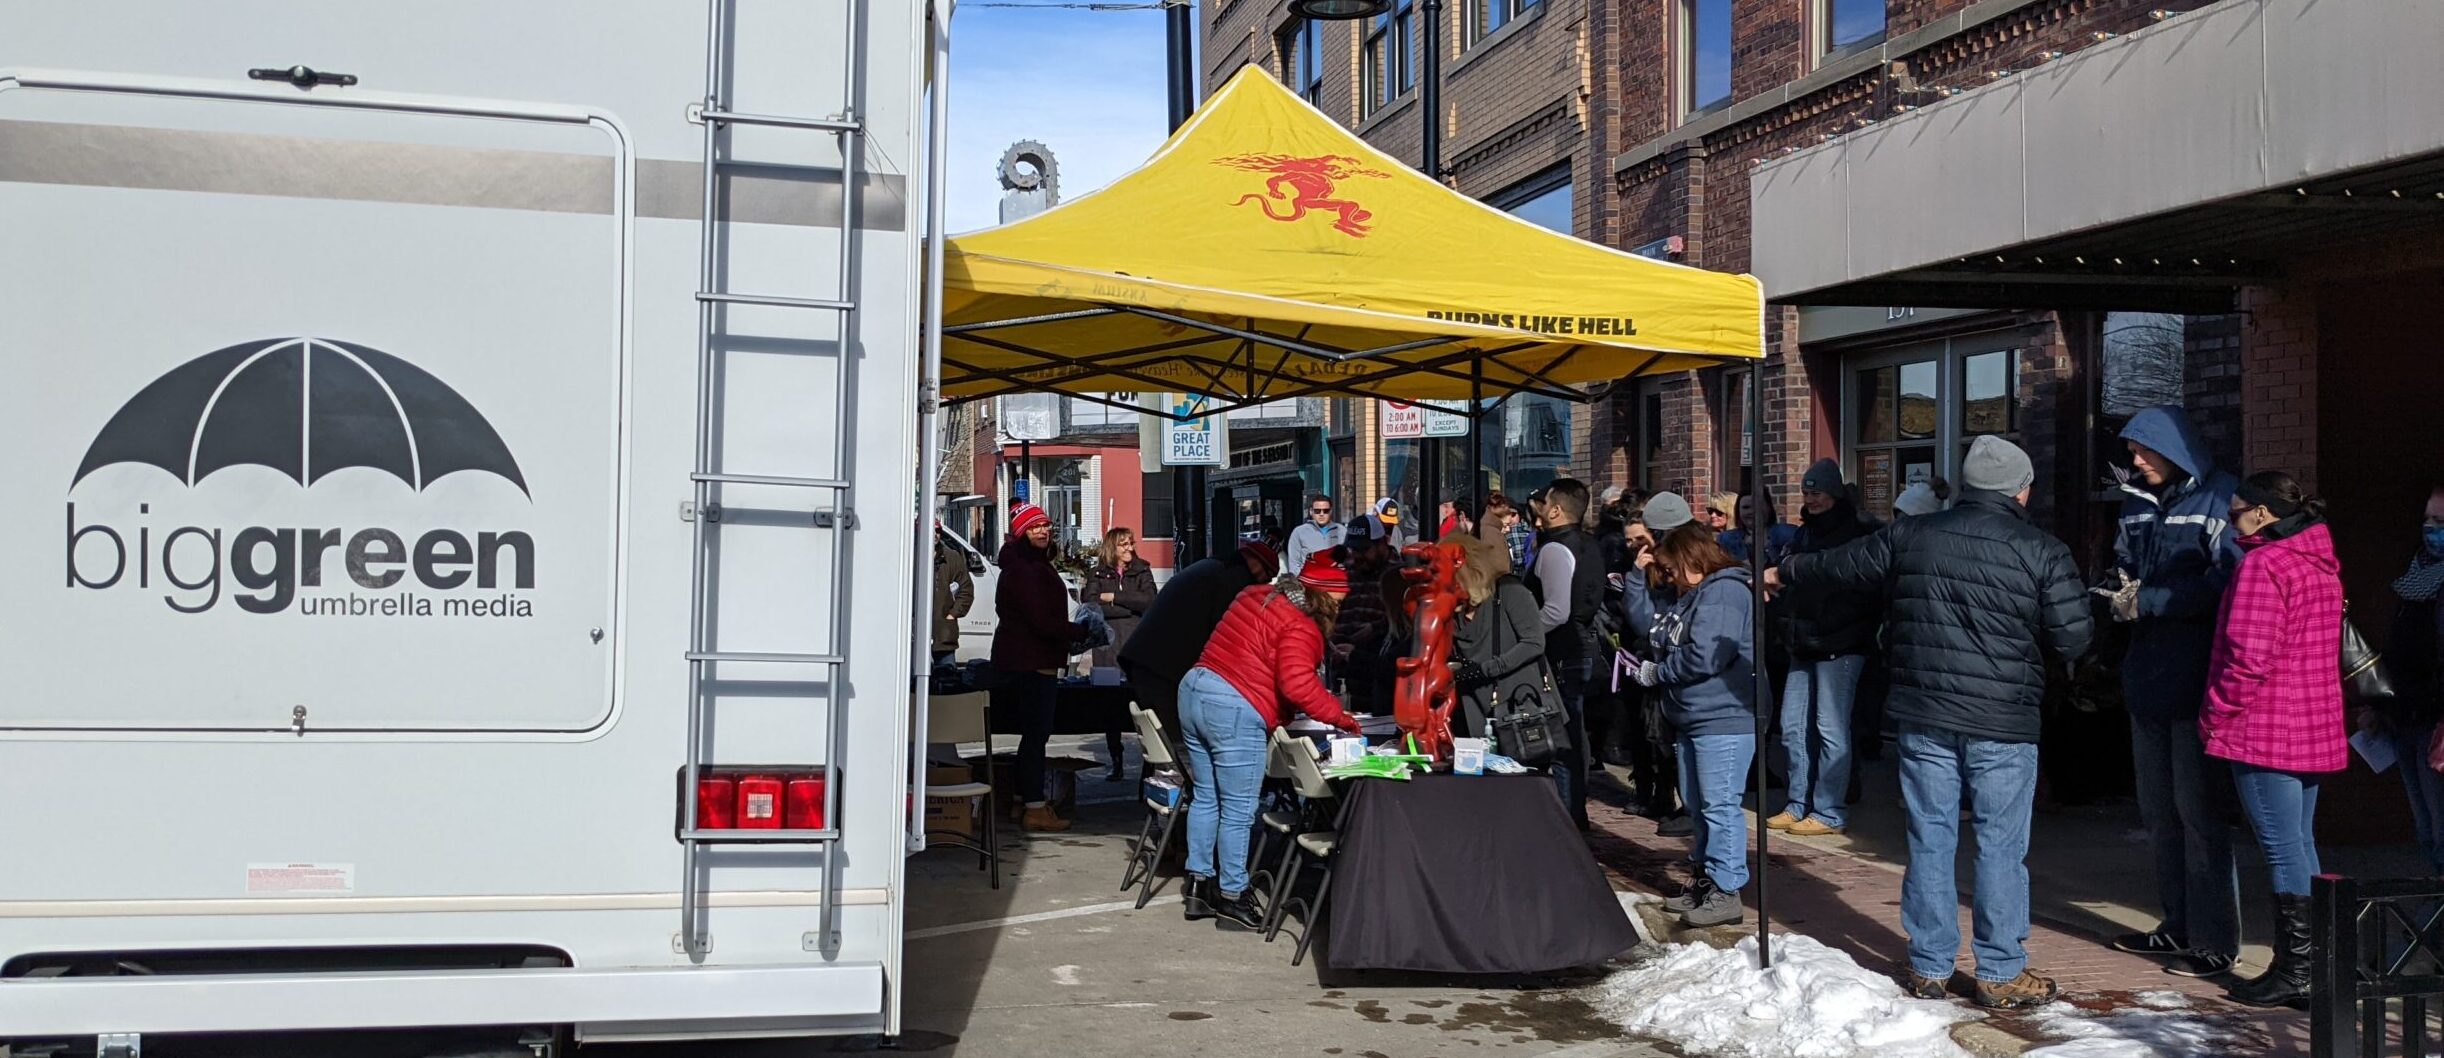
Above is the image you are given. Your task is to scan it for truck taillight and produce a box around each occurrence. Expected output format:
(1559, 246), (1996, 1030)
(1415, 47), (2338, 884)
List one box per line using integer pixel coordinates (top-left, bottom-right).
(685, 767), (833, 833)
(737, 774), (783, 829)
(696, 777), (737, 828)
(785, 775), (827, 830)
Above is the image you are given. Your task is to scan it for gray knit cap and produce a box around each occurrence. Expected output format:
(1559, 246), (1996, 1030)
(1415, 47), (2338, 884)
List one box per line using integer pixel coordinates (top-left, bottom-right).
(1641, 491), (1695, 533)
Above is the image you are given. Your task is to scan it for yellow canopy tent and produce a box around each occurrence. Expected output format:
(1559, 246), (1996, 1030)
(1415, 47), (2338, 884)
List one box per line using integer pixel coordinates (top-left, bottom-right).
(941, 66), (1765, 417)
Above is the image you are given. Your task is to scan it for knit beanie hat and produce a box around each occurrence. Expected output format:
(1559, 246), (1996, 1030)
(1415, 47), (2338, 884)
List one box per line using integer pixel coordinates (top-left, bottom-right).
(1641, 491), (1695, 533)
(1239, 540), (1280, 579)
(1802, 458), (1845, 495)
(1009, 502), (1051, 535)
(1961, 435), (2036, 496)
(1893, 482), (1942, 517)
(1296, 549), (1350, 594)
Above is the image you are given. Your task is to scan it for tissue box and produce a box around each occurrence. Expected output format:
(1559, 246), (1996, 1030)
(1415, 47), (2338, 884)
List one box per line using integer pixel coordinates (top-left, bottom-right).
(1453, 737), (1489, 776)
(1329, 735), (1367, 766)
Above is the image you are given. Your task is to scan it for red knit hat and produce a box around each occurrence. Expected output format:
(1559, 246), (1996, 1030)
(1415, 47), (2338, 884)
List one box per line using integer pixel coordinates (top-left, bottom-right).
(1009, 502), (1051, 535)
(1297, 548), (1350, 594)
(1238, 540), (1280, 579)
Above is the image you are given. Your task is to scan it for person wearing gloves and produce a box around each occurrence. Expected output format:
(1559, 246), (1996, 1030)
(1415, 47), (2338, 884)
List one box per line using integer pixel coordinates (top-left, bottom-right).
(992, 502), (1090, 833)
(2199, 472), (2345, 1009)
(1769, 459), (1882, 838)
(1449, 531), (1549, 741)
(1767, 435), (2091, 1009)
(2109, 405), (2248, 978)
(1176, 557), (1363, 930)
(1628, 526), (1757, 928)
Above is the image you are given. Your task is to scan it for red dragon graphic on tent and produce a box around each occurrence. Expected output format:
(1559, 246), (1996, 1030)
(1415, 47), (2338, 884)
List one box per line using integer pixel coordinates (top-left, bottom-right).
(1213, 154), (1391, 238)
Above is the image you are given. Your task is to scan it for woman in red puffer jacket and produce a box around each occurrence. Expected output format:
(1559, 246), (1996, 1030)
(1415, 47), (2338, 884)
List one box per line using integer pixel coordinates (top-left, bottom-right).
(1177, 556), (1361, 931)
(2200, 470), (2344, 1009)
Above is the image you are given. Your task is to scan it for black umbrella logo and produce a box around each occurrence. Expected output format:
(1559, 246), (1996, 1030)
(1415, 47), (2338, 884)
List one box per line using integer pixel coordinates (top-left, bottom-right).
(72, 338), (528, 495)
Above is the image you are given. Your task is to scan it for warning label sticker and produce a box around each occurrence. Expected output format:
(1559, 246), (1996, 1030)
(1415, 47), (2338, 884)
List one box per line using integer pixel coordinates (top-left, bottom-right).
(246, 862), (356, 895)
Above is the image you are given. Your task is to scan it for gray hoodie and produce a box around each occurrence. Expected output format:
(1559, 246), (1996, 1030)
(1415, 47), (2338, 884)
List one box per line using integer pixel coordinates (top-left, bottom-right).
(1647, 567), (1758, 737)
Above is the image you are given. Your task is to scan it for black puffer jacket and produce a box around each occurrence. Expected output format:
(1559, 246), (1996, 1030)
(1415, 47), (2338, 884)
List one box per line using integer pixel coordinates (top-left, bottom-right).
(1780, 500), (1882, 658)
(1780, 490), (2093, 743)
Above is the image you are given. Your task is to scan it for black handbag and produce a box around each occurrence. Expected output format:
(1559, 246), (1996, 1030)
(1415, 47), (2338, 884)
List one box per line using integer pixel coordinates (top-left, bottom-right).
(2342, 606), (2396, 702)
(1483, 588), (1573, 767)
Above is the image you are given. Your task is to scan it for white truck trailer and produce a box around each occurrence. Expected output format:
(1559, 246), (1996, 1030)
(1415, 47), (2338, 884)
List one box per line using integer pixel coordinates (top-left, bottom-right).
(0, 0), (947, 1050)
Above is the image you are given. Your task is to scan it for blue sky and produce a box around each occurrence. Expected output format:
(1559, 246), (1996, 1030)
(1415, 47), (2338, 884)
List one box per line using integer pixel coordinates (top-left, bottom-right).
(943, 4), (1177, 233)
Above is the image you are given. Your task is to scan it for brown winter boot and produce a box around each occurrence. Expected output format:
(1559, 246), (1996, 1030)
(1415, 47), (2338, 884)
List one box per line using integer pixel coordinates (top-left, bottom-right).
(1021, 803), (1071, 832)
(1975, 970), (2059, 1010)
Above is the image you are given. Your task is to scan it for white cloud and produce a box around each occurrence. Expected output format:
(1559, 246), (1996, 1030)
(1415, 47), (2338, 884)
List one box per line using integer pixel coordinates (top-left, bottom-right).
(943, 7), (1176, 233)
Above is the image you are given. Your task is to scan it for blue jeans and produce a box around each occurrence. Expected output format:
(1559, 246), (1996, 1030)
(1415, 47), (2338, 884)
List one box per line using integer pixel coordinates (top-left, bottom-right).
(1676, 733), (1756, 892)
(1897, 724), (2038, 983)
(1780, 653), (1865, 828)
(2231, 763), (2323, 897)
(2387, 725), (2444, 873)
(1178, 668), (1268, 897)
(2129, 713), (2241, 955)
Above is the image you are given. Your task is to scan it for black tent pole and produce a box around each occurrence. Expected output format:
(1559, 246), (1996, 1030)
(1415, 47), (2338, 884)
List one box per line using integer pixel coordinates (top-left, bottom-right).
(1749, 363), (1772, 968)
(1470, 357), (1485, 502)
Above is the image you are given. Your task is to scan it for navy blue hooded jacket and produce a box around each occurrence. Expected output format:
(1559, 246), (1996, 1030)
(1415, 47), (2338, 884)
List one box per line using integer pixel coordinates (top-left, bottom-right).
(2115, 406), (2244, 718)
(1647, 567), (1757, 737)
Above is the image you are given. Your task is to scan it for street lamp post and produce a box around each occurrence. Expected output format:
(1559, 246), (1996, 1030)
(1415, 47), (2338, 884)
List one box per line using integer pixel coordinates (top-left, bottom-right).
(1164, 2), (1208, 563)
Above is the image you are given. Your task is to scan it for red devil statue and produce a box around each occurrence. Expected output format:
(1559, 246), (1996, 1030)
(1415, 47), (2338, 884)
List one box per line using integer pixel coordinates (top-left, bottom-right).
(1391, 539), (1464, 762)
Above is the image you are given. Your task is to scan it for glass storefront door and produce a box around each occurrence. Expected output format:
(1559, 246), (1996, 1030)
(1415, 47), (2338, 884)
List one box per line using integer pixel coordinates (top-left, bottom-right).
(1844, 334), (2021, 521)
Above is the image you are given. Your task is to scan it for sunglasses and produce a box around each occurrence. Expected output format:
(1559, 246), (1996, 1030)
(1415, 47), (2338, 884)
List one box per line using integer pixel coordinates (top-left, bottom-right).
(1311, 506), (1332, 513)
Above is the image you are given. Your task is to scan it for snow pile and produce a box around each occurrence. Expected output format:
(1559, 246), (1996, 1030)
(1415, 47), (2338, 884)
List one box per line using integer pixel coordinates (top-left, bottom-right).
(2022, 997), (2242, 1057)
(1596, 933), (1975, 1058)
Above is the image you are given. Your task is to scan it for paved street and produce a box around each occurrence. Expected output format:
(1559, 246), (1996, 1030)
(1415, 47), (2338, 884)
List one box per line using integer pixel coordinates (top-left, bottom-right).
(607, 735), (1675, 1058)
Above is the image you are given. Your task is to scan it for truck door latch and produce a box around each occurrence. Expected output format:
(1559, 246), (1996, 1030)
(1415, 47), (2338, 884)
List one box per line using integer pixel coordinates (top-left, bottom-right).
(248, 65), (360, 89)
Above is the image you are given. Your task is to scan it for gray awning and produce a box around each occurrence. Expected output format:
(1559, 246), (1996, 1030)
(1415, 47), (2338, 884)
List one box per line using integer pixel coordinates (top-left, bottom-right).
(1750, 0), (2444, 312)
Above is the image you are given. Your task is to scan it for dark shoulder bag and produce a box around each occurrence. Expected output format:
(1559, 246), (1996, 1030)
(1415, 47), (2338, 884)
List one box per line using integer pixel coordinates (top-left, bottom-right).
(2343, 603), (2397, 702)
(1484, 589), (1572, 767)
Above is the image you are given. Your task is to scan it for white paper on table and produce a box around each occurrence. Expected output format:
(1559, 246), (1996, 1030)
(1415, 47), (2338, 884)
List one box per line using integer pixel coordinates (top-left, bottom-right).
(2352, 728), (2400, 774)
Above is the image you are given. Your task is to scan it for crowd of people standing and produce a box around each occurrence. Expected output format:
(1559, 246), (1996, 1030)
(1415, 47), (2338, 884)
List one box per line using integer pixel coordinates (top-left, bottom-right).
(966, 400), (2444, 1010)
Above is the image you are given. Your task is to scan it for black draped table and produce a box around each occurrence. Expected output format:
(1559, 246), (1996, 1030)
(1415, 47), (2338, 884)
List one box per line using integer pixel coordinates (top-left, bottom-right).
(1326, 772), (1638, 974)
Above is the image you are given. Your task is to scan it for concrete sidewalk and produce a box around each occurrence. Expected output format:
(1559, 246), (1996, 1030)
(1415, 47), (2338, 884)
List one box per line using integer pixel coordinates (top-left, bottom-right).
(1585, 752), (2431, 1057)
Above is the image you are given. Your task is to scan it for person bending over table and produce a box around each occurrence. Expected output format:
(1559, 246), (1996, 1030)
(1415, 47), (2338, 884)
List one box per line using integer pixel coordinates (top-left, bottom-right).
(1178, 556), (1363, 930)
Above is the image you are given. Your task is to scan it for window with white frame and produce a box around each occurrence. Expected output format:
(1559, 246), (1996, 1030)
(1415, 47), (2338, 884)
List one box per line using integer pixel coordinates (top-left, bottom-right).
(1818, 0), (1885, 56)
(1679, 0), (1733, 117)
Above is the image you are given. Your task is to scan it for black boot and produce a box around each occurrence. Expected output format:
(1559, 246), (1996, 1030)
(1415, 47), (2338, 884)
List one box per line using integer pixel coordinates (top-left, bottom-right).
(1212, 888), (1264, 931)
(2228, 893), (2313, 1009)
(1183, 877), (1215, 922)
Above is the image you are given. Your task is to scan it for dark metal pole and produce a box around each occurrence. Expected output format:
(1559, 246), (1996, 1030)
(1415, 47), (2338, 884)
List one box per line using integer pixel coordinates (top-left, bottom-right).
(1412, 0), (1444, 542)
(1749, 365), (1772, 968)
(1470, 358), (1485, 502)
(1164, 5), (1209, 563)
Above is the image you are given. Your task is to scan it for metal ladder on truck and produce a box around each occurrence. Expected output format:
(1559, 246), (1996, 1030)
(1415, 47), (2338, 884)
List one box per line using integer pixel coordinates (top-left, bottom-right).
(676, 0), (865, 960)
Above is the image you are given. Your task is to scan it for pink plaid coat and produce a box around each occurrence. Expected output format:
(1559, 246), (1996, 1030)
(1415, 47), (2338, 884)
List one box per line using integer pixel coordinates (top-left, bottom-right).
(2200, 523), (2347, 773)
